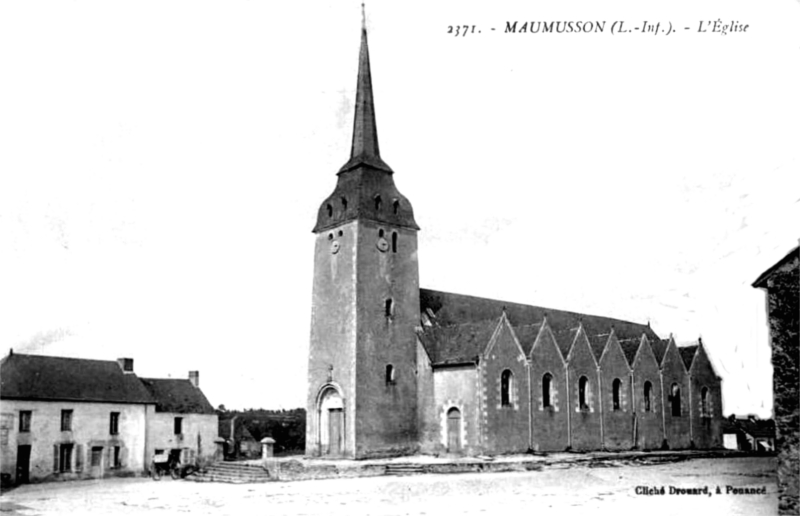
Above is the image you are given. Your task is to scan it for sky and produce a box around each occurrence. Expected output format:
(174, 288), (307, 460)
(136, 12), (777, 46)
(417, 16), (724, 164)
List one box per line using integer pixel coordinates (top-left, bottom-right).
(1, 1), (797, 418)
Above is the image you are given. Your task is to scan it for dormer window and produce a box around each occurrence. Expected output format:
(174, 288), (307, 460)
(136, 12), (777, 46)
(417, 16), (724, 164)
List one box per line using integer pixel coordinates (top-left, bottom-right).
(374, 195), (382, 211)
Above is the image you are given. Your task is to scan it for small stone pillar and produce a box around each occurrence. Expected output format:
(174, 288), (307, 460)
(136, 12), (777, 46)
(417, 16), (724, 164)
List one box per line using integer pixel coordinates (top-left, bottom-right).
(261, 437), (276, 459)
(214, 438), (226, 462)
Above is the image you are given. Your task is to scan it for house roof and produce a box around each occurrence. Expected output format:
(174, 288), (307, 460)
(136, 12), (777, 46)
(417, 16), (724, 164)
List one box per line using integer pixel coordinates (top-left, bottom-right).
(418, 288), (660, 366)
(752, 245), (799, 288)
(139, 378), (215, 414)
(0, 353), (153, 404)
(734, 419), (776, 439)
(679, 345), (698, 371)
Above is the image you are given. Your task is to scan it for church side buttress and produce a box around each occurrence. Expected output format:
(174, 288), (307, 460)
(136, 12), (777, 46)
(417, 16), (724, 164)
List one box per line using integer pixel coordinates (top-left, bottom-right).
(306, 14), (421, 459)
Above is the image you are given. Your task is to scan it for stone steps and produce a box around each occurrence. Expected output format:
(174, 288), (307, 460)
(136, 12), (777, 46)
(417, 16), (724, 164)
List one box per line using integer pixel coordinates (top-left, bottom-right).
(187, 462), (273, 483)
(385, 464), (426, 476)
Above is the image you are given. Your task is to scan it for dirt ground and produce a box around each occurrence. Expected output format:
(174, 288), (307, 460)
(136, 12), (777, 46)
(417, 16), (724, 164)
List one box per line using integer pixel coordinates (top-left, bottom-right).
(0, 456), (777, 516)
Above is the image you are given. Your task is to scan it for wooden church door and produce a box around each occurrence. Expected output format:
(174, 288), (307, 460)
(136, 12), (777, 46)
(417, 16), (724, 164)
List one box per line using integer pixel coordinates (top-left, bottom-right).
(447, 408), (461, 452)
(328, 408), (344, 456)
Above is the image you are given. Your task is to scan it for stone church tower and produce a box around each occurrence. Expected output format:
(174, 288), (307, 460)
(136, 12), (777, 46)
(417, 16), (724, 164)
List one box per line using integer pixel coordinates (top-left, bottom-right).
(305, 14), (420, 458)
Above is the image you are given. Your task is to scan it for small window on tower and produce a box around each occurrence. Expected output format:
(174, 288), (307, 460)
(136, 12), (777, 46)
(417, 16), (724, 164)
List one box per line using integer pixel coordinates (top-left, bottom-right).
(341, 197), (348, 210)
(328, 233), (333, 241)
(393, 199), (400, 214)
(326, 204), (333, 218)
(385, 298), (394, 317)
(379, 229), (384, 238)
(338, 230), (343, 237)
(374, 195), (382, 211)
(385, 365), (395, 385)
(392, 232), (398, 253)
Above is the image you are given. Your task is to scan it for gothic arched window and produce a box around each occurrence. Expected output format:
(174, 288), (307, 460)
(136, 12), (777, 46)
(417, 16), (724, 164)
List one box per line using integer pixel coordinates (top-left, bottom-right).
(643, 381), (652, 412)
(701, 386), (709, 417)
(671, 383), (681, 417)
(578, 376), (589, 410)
(542, 373), (553, 408)
(501, 370), (513, 407)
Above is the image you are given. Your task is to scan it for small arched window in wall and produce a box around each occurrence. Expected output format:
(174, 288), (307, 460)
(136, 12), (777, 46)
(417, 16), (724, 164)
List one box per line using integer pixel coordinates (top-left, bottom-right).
(385, 364), (395, 385)
(701, 386), (709, 417)
(341, 197), (348, 211)
(612, 378), (622, 411)
(374, 195), (383, 211)
(392, 232), (398, 253)
(326, 204), (333, 218)
(501, 369), (513, 407)
(542, 373), (553, 408)
(384, 298), (394, 318)
(671, 383), (681, 417)
(643, 381), (652, 412)
(578, 376), (589, 410)
(393, 199), (400, 215)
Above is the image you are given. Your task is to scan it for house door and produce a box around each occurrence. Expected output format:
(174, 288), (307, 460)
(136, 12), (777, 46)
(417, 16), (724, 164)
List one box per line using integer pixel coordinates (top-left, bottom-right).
(328, 408), (343, 456)
(16, 445), (31, 484)
(90, 446), (104, 477)
(447, 408), (461, 452)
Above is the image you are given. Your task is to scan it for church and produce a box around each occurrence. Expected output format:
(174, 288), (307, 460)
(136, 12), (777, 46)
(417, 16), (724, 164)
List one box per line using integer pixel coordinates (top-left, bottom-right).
(305, 16), (723, 459)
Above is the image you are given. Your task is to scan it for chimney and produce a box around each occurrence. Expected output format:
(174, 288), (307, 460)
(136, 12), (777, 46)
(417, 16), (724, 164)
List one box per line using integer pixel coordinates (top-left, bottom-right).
(189, 371), (199, 388)
(117, 358), (134, 373)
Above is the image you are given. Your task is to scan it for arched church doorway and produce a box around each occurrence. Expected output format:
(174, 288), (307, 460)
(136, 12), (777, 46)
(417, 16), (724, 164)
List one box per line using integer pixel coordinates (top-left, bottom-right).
(447, 407), (461, 453)
(319, 387), (344, 456)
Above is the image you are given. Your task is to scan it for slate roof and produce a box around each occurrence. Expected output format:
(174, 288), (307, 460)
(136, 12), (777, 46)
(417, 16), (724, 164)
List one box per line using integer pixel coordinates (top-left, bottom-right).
(418, 289), (660, 366)
(618, 338), (641, 366)
(589, 333), (611, 362)
(510, 323), (542, 356)
(139, 378), (216, 415)
(417, 319), (498, 366)
(752, 245), (799, 288)
(650, 338), (669, 365)
(0, 353), (153, 404)
(678, 345), (698, 371)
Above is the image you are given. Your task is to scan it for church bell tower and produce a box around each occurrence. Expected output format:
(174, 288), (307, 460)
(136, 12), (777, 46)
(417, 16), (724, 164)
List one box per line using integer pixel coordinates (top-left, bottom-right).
(305, 9), (421, 458)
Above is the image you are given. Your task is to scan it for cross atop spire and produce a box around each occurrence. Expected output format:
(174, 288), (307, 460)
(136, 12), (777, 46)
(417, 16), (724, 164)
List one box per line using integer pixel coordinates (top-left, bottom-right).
(339, 5), (392, 174)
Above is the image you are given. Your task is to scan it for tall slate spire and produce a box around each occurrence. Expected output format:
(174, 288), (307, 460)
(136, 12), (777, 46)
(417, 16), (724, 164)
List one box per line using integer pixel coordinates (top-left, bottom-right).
(339, 5), (392, 174)
(314, 6), (417, 233)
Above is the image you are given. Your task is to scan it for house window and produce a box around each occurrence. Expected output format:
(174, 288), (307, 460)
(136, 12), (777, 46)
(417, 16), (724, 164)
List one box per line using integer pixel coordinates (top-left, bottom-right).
(19, 411), (31, 432)
(643, 381), (652, 412)
(578, 376), (589, 410)
(542, 373), (553, 408)
(392, 232), (398, 253)
(670, 383), (681, 417)
(61, 410), (73, 432)
(174, 417), (183, 435)
(501, 369), (513, 407)
(385, 298), (394, 317)
(612, 378), (622, 411)
(701, 387), (709, 417)
(59, 443), (73, 472)
(385, 364), (395, 385)
(113, 446), (121, 468)
(110, 412), (120, 435)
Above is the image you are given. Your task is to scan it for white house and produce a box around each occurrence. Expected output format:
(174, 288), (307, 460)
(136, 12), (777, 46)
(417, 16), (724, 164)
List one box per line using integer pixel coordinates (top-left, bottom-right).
(0, 351), (218, 485)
